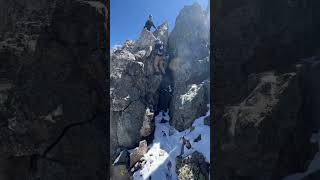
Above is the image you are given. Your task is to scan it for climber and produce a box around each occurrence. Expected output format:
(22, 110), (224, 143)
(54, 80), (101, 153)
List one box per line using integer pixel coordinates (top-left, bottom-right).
(153, 38), (166, 74)
(144, 14), (157, 31)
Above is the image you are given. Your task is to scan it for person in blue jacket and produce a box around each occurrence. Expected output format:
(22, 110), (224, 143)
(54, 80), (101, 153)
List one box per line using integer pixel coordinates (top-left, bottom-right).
(153, 38), (165, 74)
(144, 14), (157, 31)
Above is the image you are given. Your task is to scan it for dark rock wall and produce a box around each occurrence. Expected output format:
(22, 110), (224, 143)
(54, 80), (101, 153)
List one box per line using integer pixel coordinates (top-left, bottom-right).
(213, 0), (320, 109)
(0, 0), (108, 179)
(213, 0), (320, 179)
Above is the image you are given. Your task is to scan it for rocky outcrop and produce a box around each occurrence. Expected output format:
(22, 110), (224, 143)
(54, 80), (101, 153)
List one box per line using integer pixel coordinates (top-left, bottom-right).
(168, 3), (209, 61)
(0, 0), (108, 179)
(212, 0), (320, 108)
(129, 140), (148, 168)
(140, 108), (155, 139)
(176, 151), (210, 180)
(133, 29), (157, 53)
(213, 0), (320, 179)
(110, 22), (169, 162)
(168, 3), (210, 131)
(171, 80), (210, 131)
(214, 70), (318, 179)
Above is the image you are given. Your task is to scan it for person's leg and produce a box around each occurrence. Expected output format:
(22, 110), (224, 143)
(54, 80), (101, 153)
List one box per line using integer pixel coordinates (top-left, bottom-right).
(154, 56), (160, 73)
(159, 58), (166, 74)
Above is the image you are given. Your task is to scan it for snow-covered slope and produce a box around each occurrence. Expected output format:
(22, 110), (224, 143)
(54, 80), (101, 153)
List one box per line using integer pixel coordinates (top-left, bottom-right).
(133, 107), (210, 180)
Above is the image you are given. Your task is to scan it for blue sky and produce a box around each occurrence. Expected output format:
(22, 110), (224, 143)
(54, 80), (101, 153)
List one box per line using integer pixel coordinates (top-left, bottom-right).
(110, 0), (209, 48)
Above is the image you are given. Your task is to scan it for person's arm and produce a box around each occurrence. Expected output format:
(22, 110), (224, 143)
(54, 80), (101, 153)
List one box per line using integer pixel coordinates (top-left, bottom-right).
(143, 21), (148, 29)
(152, 21), (157, 30)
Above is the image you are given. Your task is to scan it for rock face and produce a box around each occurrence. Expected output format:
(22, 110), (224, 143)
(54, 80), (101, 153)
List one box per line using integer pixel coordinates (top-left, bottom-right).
(140, 108), (155, 139)
(129, 140), (148, 168)
(171, 80), (210, 131)
(0, 0), (108, 179)
(111, 150), (131, 180)
(213, 0), (320, 179)
(215, 71), (316, 179)
(0, 0), (56, 38)
(176, 151), (210, 180)
(302, 58), (320, 130)
(110, 22), (169, 162)
(168, 3), (209, 61)
(133, 29), (157, 52)
(213, 0), (320, 108)
(168, 3), (210, 131)
(0, 0), (57, 83)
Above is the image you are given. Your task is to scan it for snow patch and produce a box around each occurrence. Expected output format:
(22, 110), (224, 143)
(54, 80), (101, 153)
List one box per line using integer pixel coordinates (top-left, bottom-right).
(133, 109), (210, 180)
(180, 84), (201, 105)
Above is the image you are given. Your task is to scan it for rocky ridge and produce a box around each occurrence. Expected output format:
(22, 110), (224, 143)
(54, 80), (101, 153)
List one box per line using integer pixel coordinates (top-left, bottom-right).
(110, 23), (168, 162)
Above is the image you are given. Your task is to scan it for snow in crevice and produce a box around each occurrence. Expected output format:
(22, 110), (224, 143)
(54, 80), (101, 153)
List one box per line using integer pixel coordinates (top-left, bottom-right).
(283, 130), (320, 180)
(133, 107), (210, 180)
(181, 84), (202, 106)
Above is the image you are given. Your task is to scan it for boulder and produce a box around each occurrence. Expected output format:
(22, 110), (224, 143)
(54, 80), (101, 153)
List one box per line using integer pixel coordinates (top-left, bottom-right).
(130, 140), (148, 168)
(111, 149), (131, 180)
(111, 100), (146, 152)
(140, 108), (155, 138)
(134, 50), (147, 62)
(133, 29), (156, 53)
(171, 80), (209, 131)
(113, 149), (130, 167)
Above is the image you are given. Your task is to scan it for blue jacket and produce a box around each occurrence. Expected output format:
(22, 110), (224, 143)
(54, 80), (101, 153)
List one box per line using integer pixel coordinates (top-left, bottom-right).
(155, 41), (164, 56)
